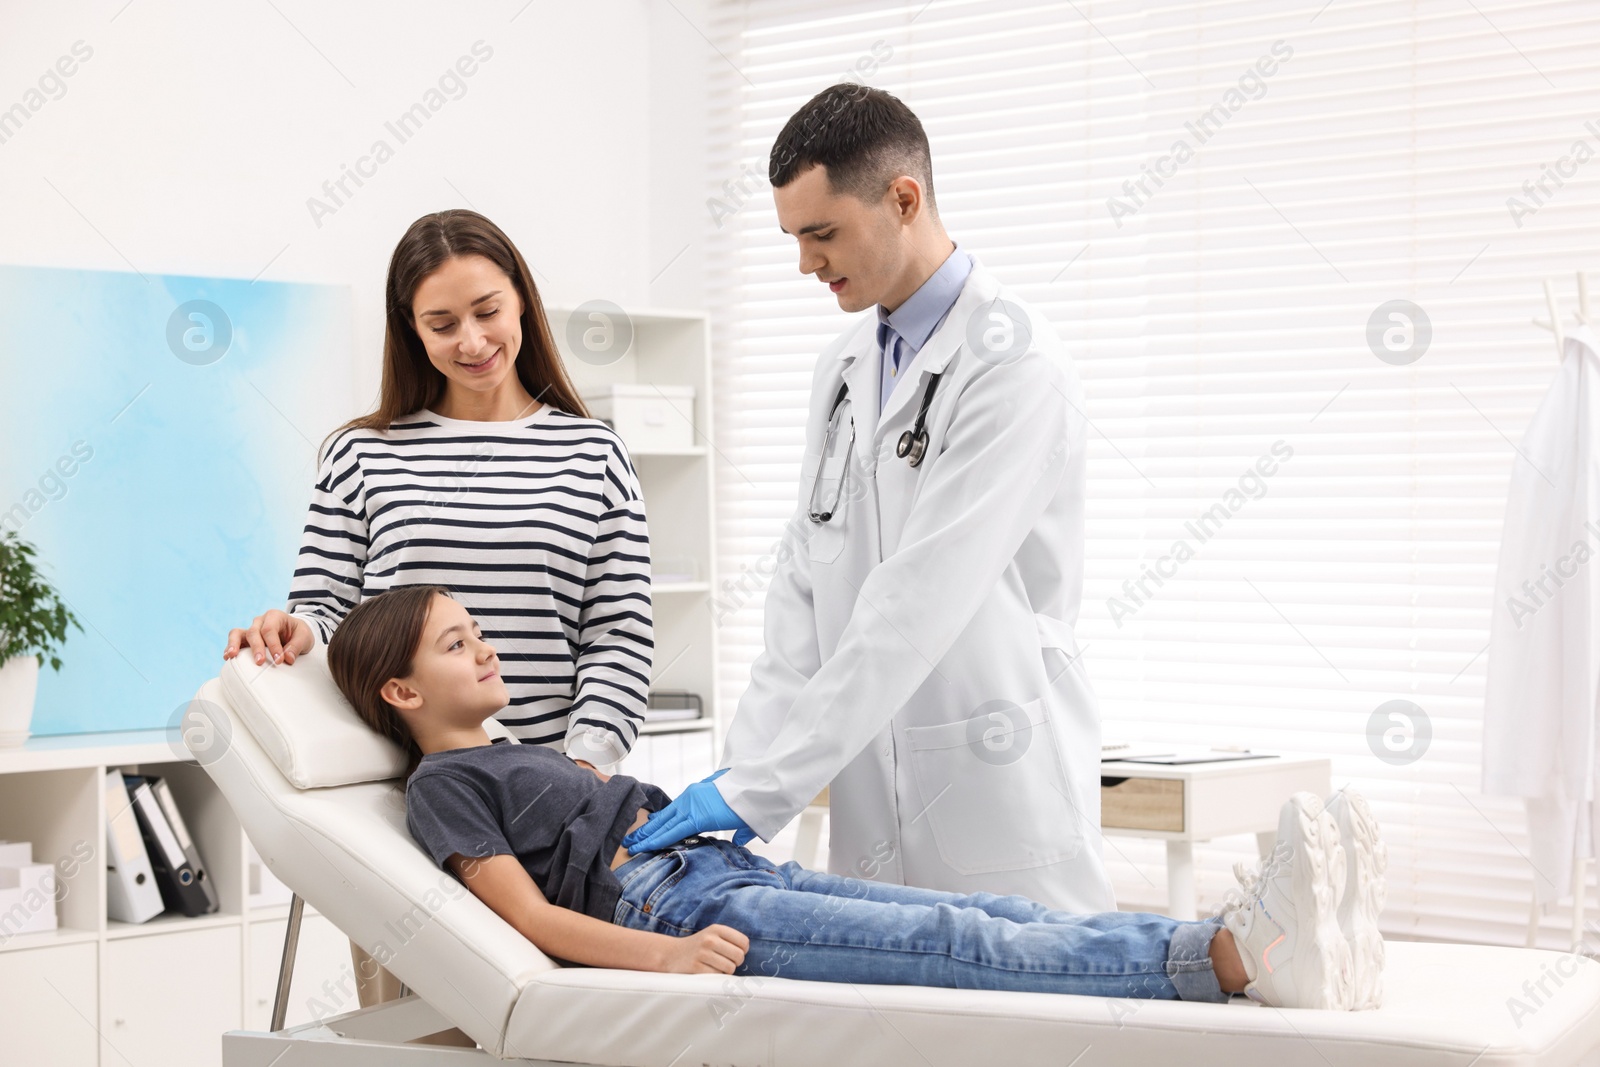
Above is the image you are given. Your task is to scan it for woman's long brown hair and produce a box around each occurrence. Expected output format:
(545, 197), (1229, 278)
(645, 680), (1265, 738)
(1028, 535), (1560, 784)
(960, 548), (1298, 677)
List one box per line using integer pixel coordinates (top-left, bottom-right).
(318, 208), (590, 461)
(326, 583), (454, 782)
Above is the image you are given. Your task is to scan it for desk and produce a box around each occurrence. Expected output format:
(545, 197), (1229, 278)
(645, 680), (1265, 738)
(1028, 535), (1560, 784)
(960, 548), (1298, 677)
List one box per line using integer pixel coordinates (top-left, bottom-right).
(1100, 753), (1332, 919)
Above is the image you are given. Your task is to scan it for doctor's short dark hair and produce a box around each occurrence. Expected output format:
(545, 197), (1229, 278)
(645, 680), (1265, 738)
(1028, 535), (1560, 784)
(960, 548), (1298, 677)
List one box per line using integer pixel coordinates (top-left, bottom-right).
(769, 83), (937, 212)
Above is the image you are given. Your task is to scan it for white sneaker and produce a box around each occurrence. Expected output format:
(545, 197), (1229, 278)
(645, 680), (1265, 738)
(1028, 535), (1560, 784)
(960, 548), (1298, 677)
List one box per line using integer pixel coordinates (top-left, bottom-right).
(1219, 792), (1355, 1010)
(1323, 788), (1387, 1009)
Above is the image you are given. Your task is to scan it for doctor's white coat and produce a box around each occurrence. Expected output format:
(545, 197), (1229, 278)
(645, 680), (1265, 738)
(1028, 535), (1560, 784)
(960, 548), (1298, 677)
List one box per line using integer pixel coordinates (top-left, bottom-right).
(716, 257), (1117, 914)
(1483, 324), (1600, 910)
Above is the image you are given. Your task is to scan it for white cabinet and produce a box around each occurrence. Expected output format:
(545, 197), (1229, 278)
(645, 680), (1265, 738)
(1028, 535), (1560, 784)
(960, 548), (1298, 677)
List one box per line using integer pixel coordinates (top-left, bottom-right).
(0, 733), (370, 1067)
(0, 941), (99, 1063)
(0, 667), (724, 1066)
(102, 925), (240, 1067)
(246, 910), (354, 1031)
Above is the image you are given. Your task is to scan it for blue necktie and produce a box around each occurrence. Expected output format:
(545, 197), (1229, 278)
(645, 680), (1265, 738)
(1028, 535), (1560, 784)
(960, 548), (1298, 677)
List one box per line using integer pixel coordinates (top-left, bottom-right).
(879, 322), (903, 375)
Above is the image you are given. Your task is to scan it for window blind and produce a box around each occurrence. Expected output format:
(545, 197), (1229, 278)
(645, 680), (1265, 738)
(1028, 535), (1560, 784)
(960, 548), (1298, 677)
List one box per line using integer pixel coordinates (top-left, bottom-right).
(702, 0), (1600, 947)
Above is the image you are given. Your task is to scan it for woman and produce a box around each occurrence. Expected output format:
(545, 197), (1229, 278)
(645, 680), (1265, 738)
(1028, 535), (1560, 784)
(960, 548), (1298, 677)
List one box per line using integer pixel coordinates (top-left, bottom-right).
(224, 209), (653, 1005)
(326, 583), (1386, 1012)
(223, 208), (650, 766)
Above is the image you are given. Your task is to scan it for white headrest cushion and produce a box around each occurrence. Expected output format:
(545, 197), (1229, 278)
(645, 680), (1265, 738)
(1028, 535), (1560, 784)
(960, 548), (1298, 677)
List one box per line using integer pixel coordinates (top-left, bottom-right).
(217, 644), (516, 789)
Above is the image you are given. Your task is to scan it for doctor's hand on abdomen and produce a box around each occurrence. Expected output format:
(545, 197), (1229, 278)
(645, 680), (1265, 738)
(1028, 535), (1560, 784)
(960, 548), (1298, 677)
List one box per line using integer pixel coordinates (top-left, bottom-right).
(622, 768), (756, 851)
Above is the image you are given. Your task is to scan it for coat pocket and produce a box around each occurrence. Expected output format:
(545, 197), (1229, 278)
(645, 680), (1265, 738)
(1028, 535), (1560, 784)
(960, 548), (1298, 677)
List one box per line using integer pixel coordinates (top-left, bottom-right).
(903, 696), (1085, 875)
(1033, 612), (1104, 845)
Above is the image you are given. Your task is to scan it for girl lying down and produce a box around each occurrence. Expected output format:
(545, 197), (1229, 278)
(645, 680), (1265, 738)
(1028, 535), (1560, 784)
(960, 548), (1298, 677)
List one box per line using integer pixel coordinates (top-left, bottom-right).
(327, 584), (1387, 1012)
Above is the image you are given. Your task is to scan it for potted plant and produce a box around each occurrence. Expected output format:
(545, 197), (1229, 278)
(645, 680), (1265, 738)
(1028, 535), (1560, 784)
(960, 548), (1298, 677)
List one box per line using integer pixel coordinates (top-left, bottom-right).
(0, 530), (83, 746)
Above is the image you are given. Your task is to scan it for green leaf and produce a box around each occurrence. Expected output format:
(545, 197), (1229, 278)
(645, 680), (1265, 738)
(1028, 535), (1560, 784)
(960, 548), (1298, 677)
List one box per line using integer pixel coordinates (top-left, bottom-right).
(0, 529), (82, 673)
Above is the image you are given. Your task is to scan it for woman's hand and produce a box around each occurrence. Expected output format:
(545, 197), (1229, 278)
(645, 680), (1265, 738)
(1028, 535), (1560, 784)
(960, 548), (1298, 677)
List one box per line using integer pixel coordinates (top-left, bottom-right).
(655, 924), (749, 974)
(224, 609), (314, 666)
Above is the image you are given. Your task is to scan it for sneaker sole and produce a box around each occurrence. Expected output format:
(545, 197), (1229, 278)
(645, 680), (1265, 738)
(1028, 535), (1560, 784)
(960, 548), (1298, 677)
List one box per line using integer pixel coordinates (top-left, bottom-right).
(1337, 791), (1387, 1010)
(1285, 793), (1356, 1010)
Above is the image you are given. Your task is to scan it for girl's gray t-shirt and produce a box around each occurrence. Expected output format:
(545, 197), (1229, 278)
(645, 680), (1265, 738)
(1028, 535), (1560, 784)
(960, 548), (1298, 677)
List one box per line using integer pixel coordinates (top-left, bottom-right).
(405, 737), (671, 923)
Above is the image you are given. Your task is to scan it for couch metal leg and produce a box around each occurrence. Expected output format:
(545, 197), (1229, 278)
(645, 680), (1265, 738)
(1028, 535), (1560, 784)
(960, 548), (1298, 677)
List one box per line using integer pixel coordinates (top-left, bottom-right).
(271, 893), (305, 1032)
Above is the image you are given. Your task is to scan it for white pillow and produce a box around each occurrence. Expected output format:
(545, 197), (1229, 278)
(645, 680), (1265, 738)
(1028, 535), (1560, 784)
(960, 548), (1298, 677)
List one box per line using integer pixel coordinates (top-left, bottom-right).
(216, 645), (523, 789)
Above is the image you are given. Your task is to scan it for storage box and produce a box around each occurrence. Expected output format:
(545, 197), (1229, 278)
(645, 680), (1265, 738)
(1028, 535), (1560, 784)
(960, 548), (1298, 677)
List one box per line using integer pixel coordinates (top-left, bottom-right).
(0, 840), (59, 935)
(580, 384), (695, 452)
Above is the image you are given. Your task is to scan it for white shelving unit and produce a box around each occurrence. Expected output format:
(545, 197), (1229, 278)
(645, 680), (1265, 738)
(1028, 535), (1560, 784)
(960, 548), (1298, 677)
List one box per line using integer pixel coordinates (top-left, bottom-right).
(546, 305), (721, 793)
(0, 728), (355, 1067)
(0, 700), (715, 1066)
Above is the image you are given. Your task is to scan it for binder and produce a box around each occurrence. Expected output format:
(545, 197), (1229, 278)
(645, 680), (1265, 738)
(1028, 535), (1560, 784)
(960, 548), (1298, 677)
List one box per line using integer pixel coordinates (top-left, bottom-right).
(151, 776), (219, 915)
(124, 774), (218, 917)
(104, 769), (163, 924)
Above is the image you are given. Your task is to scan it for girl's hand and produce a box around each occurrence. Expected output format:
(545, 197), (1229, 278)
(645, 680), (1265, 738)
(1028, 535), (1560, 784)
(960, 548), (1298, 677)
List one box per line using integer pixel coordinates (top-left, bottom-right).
(224, 610), (313, 666)
(656, 924), (749, 974)
(573, 758), (611, 782)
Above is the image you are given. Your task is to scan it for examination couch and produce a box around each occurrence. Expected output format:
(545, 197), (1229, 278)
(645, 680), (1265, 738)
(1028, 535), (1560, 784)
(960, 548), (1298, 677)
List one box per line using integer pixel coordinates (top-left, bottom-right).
(186, 646), (1600, 1066)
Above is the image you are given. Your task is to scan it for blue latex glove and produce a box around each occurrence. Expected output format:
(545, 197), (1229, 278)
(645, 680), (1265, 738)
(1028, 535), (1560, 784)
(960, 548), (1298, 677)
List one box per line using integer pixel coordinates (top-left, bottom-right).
(622, 768), (756, 851)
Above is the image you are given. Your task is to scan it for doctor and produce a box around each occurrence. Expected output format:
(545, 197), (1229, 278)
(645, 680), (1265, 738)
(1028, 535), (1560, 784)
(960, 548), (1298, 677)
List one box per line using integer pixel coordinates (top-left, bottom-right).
(624, 84), (1115, 913)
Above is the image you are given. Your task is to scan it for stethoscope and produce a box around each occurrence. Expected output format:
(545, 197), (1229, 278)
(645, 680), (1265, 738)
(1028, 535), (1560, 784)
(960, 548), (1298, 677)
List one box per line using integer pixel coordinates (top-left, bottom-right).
(807, 371), (943, 523)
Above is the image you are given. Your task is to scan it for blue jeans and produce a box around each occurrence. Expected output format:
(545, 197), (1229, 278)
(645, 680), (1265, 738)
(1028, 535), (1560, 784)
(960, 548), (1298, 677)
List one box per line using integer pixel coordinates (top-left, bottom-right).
(612, 838), (1228, 1002)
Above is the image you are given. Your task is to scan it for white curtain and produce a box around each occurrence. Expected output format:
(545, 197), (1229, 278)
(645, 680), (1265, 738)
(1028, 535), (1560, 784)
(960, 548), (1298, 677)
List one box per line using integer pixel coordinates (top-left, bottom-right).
(703, 0), (1600, 946)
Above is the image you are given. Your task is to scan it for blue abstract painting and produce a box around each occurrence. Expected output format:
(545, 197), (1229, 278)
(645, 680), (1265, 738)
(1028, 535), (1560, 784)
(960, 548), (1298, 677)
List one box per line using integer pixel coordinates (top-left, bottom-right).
(0, 264), (355, 735)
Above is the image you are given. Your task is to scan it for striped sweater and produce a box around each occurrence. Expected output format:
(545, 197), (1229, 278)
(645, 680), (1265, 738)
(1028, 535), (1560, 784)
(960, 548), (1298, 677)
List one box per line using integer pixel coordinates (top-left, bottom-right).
(285, 404), (652, 765)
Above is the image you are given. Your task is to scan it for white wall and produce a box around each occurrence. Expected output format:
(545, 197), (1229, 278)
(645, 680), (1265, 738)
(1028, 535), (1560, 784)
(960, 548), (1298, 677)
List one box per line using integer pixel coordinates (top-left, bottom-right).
(644, 0), (712, 312)
(0, 0), (709, 413)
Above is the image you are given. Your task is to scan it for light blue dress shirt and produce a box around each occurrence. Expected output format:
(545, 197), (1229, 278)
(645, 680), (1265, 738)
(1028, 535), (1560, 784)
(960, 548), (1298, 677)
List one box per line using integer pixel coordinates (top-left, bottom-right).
(877, 245), (975, 415)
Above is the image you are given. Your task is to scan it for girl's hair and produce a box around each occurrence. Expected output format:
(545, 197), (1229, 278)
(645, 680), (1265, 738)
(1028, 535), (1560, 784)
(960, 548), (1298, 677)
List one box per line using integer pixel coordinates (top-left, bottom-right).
(326, 583), (454, 782)
(317, 208), (590, 462)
